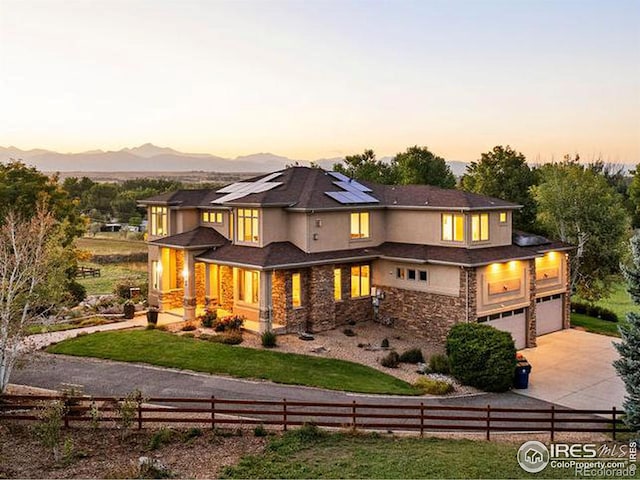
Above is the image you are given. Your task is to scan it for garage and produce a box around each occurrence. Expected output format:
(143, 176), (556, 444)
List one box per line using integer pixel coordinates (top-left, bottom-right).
(536, 294), (564, 336)
(481, 308), (527, 349)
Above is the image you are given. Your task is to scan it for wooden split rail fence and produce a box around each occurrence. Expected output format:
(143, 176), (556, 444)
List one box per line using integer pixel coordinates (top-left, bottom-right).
(75, 266), (101, 278)
(0, 394), (630, 441)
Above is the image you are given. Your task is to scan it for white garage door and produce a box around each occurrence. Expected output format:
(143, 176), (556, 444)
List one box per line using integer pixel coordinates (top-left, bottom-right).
(484, 310), (527, 350)
(536, 295), (563, 336)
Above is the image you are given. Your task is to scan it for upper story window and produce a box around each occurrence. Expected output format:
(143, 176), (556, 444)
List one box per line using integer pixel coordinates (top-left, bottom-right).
(237, 208), (259, 243)
(350, 212), (370, 240)
(499, 212), (507, 224)
(150, 206), (168, 236)
(471, 213), (489, 242)
(202, 211), (223, 224)
(442, 213), (464, 242)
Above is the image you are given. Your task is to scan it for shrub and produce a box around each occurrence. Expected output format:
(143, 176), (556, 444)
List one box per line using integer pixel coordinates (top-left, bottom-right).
(571, 301), (618, 322)
(446, 323), (516, 392)
(380, 351), (400, 368)
(181, 323), (197, 332)
(183, 428), (202, 441)
(114, 278), (148, 300)
(208, 331), (243, 345)
(253, 424), (268, 437)
(34, 400), (67, 461)
(261, 331), (277, 348)
(200, 309), (218, 328)
(398, 348), (424, 364)
(343, 328), (356, 337)
(428, 353), (451, 374)
(213, 315), (245, 332)
(149, 427), (174, 450)
(381, 338), (390, 348)
(146, 324), (156, 330)
(66, 280), (87, 304)
(414, 377), (454, 395)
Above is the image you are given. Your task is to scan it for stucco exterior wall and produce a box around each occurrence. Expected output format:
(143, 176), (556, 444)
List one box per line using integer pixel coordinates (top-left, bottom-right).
(260, 207), (289, 246)
(306, 210), (386, 253)
(372, 260), (460, 296)
(476, 260), (530, 316)
(535, 251), (568, 297)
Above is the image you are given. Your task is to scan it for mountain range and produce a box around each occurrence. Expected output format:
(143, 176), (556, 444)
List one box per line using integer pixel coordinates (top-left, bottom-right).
(0, 143), (470, 176)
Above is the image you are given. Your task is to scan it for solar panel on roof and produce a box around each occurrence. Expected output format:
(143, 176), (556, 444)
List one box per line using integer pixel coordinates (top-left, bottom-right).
(333, 180), (373, 193)
(328, 171), (351, 182)
(256, 172), (284, 183)
(217, 182), (252, 193)
(324, 191), (379, 204)
(213, 180), (282, 204)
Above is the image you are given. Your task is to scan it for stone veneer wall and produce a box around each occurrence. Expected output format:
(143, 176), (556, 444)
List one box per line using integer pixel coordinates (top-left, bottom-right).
(195, 262), (206, 306)
(563, 254), (571, 329)
(375, 267), (476, 344)
(526, 258), (537, 348)
(159, 289), (184, 310)
(272, 264), (374, 334)
(219, 266), (234, 311)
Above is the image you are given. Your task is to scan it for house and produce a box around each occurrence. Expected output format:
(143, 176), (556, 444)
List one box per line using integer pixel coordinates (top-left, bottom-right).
(138, 166), (572, 349)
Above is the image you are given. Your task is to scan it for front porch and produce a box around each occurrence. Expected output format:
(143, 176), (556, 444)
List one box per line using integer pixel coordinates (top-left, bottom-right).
(151, 247), (282, 333)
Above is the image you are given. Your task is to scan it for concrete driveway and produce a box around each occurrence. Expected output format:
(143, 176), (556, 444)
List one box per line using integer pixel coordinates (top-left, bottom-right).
(516, 329), (625, 410)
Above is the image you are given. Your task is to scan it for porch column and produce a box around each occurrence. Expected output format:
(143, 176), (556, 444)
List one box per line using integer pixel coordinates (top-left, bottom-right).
(204, 263), (211, 308)
(183, 251), (196, 321)
(259, 270), (272, 333)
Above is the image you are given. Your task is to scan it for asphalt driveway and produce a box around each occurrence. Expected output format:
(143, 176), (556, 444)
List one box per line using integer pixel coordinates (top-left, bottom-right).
(516, 329), (625, 410)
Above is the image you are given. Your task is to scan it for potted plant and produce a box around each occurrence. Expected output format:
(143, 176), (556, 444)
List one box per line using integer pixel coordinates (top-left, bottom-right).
(147, 306), (159, 325)
(123, 300), (135, 319)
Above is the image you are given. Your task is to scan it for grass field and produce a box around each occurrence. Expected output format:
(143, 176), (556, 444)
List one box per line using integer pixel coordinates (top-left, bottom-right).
(47, 330), (419, 395)
(222, 427), (629, 479)
(76, 234), (148, 255)
(575, 277), (639, 320)
(570, 313), (623, 337)
(77, 262), (147, 295)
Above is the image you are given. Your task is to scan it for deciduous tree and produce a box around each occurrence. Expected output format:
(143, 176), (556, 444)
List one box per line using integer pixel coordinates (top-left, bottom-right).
(0, 206), (68, 393)
(392, 146), (456, 188)
(532, 159), (629, 301)
(460, 146), (537, 231)
(333, 149), (395, 184)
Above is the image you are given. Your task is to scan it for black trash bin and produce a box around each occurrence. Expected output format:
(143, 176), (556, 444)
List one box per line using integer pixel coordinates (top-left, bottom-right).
(514, 360), (532, 389)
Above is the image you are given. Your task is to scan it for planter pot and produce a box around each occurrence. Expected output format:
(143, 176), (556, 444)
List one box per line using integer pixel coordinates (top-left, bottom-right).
(123, 303), (135, 319)
(147, 309), (159, 325)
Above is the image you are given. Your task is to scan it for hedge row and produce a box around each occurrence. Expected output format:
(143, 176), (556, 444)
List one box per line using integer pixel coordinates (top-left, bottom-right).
(571, 301), (618, 322)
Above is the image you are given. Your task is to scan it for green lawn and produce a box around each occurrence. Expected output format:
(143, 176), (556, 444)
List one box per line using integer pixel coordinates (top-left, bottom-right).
(76, 235), (148, 255)
(26, 317), (114, 335)
(575, 277), (639, 320)
(47, 330), (419, 395)
(77, 262), (147, 295)
(571, 313), (624, 337)
(222, 428), (634, 479)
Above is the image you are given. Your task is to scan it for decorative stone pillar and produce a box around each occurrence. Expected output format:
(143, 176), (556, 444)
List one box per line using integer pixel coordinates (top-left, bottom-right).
(526, 258), (537, 348)
(258, 271), (272, 333)
(219, 265), (234, 311)
(563, 253), (571, 329)
(204, 263), (211, 308)
(462, 267), (477, 324)
(183, 251), (196, 321)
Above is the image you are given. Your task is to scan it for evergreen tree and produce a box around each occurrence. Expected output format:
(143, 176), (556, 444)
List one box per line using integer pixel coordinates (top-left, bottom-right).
(614, 232), (640, 433)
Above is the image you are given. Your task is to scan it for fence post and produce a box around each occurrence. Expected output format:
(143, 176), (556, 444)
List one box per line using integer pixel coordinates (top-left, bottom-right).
(551, 405), (555, 442)
(612, 407), (617, 441)
(137, 401), (142, 430)
(486, 405), (491, 441)
(352, 400), (357, 429)
(420, 402), (424, 437)
(283, 398), (287, 432)
(211, 395), (216, 430)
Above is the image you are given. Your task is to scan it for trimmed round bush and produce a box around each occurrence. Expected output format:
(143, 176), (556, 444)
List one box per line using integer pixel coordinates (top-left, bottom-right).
(446, 323), (516, 392)
(428, 353), (450, 374)
(414, 377), (454, 395)
(399, 348), (424, 364)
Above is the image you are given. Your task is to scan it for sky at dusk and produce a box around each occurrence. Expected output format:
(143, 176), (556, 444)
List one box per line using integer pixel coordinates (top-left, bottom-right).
(1, 0), (639, 163)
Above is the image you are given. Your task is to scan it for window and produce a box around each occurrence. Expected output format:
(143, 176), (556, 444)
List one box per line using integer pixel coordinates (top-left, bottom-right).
(442, 213), (464, 242)
(334, 268), (342, 301)
(152, 261), (161, 290)
(350, 212), (370, 239)
(499, 212), (507, 223)
(150, 206), (168, 236)
(419, 270), (427, 282)
(396, 268), (405, 280)
(238, 269), (259, 304)
(350, 265), (370, 298)
(471, 213), (489, 242)
(237, 209), (259, 243)
(203, 211), (223, 224)
(408, 269), (416, 280)
(292, 273), (302, 307)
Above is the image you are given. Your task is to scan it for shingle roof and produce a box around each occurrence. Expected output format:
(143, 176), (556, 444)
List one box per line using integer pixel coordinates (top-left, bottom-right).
(149, 227), (228, 249)
(195, 237), (572, 269)
(139, 167), (520, 211)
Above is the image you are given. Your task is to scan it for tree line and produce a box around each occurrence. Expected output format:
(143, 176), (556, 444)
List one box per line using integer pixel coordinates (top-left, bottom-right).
(334, 145), (640, 302)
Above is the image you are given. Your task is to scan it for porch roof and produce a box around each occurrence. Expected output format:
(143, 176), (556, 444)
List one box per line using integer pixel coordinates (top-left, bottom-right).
(149, 227), (229, 250)
(196, 241), (378, 270)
